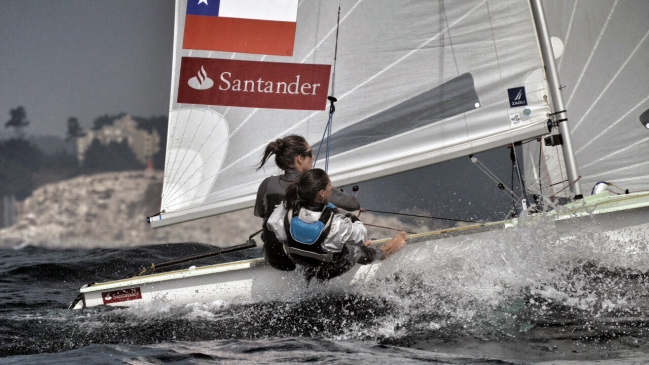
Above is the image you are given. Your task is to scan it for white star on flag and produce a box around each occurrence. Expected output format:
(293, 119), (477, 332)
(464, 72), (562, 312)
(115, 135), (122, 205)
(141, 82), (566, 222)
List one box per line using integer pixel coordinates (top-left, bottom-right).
(198, 0), (208, 5)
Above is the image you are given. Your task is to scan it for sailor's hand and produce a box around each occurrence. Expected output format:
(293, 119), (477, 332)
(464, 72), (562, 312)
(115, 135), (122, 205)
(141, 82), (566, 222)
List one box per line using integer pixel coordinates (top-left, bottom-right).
(345, 212), (360, 223)
(380, 231), (408, 259)
(364, 239), (372, 247)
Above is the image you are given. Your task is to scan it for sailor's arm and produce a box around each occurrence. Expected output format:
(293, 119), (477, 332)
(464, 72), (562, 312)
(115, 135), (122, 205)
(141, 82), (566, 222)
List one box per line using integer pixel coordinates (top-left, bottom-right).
(323, 214), (367, 252)
(254, 178), (270, 218)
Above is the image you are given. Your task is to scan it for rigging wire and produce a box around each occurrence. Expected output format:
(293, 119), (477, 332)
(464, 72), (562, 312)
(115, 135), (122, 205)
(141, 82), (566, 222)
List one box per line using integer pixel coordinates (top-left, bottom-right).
(362, 222), (417, 235)
(508, 144), (529, 210)
(362, 209), (481, 223)
(470, 155), (522, 201)
(538, 137), (543, 195)
(313, 5), (341, 172)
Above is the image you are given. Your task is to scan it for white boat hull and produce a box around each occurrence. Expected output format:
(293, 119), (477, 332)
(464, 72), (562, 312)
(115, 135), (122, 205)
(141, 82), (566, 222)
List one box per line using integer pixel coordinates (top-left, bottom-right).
(71, 191), (649, 310)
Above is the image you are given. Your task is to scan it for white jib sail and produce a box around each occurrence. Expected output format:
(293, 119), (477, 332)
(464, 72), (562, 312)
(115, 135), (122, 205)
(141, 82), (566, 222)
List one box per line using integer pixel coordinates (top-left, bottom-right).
(525, 0), (649, 199)
(153, 0), (551, 228)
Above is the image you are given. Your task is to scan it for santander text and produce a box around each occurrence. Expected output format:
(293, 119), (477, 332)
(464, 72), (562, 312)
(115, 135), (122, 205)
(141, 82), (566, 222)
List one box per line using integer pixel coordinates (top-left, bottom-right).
(219, 72), (321, 95)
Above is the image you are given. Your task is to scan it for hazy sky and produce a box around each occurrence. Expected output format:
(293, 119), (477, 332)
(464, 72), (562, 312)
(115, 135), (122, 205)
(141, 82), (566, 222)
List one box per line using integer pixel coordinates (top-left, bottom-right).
(0, 0), (525, 221)
(0, 0), (175, 137)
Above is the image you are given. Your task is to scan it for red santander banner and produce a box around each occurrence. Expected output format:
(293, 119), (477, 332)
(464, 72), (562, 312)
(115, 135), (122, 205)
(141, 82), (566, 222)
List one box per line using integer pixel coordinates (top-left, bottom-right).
(177, 57), (331, 111)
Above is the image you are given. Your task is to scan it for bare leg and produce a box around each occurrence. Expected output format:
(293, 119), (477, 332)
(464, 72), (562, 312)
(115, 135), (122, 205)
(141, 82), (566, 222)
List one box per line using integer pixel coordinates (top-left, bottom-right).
(379, 231), (407, 259)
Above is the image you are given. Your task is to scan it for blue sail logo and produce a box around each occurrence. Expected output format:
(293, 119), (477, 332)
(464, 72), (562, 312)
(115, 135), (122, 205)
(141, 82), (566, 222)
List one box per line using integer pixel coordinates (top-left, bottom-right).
(508, 86), (528, 108)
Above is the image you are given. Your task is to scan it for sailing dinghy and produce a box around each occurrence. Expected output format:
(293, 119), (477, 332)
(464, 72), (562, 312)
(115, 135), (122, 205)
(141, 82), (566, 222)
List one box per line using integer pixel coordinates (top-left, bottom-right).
(70, 0), (649, 309)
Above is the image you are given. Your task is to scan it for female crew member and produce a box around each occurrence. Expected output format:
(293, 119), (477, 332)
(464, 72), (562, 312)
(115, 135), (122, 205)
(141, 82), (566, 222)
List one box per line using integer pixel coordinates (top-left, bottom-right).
(254, 135), (360, 271)
(266, 169), (407, 281)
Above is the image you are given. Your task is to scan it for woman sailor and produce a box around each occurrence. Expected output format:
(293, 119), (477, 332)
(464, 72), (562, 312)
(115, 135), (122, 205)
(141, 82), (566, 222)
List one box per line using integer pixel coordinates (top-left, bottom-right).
(266, 168), (408, 281)
(254, 135), (361, 271)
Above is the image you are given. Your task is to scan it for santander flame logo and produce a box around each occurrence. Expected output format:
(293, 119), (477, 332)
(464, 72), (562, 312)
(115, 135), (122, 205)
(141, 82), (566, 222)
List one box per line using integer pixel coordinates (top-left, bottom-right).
(188, 66), (214, 90)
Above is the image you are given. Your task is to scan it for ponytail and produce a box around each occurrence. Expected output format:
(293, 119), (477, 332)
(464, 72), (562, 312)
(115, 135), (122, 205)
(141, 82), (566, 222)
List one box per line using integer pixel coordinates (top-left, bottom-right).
(256, 135), (309, 171)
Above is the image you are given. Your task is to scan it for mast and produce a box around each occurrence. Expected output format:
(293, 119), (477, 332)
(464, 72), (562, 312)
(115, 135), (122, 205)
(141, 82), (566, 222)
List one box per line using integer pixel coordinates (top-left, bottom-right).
(529, 0), (583, 199)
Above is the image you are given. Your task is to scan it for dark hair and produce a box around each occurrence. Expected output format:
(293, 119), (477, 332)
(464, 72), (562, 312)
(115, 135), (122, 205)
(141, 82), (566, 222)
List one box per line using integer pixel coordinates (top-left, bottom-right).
(285, 168), (330, 210)
(257, 135), (309, 171)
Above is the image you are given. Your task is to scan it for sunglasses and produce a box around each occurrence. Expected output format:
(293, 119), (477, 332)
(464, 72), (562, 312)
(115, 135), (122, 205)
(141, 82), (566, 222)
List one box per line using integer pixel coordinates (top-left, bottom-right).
(302, 150), (313, 158)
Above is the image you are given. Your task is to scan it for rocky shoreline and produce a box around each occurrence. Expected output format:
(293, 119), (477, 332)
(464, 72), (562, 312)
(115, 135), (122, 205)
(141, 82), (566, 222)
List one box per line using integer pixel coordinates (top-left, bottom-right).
(0, 171), (433, 249)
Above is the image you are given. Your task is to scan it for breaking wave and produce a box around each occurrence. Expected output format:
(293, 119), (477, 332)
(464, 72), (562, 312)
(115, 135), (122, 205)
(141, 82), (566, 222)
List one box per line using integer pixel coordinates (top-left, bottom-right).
(2, 213), (649, 359)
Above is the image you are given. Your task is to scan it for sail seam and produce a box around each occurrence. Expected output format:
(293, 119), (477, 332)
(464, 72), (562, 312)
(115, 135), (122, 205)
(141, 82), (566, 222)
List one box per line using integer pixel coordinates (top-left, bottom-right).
(164, 178), (265, 212)
(168, 101), (545, 210)
(338, 0), (486, 102)
(163, 108), (209, 198)
(321, 101), (545, 161)
(220, 111), (321, 173)
(162, 108), (181, 198)
(576, 93), (649, 155)
(581, 161), (649, 181)
(215, 0), (487, 178)
(163, 124), (231, 208)
(163, 109), (321, 208)
(228, 109), (259, 138)
(226, 0), (364, 142)
(313, 99), (544, 163)
(588, 175), (649, 183)
(571, 29), (649, 136)
(557, 0), (579, 72)
(566, 0), (618, 113)
(162, 109), (194, 198)
(163, 111), (228, 205)
(330, 118), (546, 177)
(300, 0), (364, 63)
(580, 136), (649, 170)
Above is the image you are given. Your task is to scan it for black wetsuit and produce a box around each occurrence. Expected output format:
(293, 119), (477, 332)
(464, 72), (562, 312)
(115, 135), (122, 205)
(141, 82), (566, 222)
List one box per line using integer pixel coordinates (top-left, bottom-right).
(254, 168), (361, 271)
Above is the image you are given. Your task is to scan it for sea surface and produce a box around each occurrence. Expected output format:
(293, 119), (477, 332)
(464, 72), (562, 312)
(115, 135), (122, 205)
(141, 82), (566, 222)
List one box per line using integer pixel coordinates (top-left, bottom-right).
(2, 216), (649, 364)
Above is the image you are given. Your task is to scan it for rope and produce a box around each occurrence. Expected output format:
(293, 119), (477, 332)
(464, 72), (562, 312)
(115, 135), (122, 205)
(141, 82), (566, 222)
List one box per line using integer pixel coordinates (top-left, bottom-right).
(125, 230), (261, 278)
(362, 208), (480, 223)
(368, 219), (511, 245)
(538, 139), (543, 195)
(607, 182), (628, 193)
(551, 176), (582, 199)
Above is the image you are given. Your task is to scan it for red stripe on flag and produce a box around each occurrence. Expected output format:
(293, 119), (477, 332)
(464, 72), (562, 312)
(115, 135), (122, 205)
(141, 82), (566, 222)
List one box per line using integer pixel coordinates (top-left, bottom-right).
(183, 15), (296, 56)
(177, 57), (331, 111)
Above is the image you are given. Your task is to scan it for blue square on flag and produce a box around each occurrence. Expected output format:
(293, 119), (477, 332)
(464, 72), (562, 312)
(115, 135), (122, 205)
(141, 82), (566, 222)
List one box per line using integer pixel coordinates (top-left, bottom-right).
(508, 87), (528, 108)
(187, 0), (220, 16)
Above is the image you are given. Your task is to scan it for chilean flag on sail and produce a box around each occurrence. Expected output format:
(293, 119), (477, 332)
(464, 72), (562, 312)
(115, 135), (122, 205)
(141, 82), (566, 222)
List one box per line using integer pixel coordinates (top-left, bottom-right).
(183, 0), (299, 56)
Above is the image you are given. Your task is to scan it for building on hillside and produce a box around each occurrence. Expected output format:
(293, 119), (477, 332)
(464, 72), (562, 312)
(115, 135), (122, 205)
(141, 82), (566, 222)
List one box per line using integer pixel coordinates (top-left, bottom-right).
(76, 115), (160, 165)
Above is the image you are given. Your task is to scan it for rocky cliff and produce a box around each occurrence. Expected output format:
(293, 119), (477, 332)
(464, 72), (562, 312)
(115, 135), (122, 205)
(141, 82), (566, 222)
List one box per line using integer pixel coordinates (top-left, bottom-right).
(0, 171), (433, 249)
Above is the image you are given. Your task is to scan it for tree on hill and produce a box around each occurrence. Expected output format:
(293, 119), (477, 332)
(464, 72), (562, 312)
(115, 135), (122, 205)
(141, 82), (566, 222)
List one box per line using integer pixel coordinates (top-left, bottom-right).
(66, 117), (85, 141)
(92, 113), (126, 131)
(133, 115), (168, 170)
(83, 138), (144, 172)
(0, 138), (44, 199)
(4, 106), (30, 137)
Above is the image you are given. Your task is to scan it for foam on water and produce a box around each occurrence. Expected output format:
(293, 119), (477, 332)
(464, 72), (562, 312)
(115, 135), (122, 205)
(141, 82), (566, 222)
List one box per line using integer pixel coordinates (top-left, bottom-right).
(2, 211), (649, 360)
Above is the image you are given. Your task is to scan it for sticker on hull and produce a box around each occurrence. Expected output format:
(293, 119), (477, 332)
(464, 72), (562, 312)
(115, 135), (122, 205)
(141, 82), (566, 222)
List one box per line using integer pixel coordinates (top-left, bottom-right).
(102, 287), (142, 304)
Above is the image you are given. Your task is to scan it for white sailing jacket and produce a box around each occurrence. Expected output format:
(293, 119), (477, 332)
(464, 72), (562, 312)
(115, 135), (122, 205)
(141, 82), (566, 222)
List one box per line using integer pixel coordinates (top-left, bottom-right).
(267, 204), (367, 253)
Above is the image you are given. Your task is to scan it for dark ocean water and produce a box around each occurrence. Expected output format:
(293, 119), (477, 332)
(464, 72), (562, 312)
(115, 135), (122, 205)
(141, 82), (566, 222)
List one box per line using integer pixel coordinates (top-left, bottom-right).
(2, 219), (649, 364)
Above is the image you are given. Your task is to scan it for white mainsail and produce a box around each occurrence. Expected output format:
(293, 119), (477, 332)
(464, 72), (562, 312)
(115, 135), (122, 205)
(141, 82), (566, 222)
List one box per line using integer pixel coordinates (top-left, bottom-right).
(153, 0), (552, 228)
(524, 0), (649, 199)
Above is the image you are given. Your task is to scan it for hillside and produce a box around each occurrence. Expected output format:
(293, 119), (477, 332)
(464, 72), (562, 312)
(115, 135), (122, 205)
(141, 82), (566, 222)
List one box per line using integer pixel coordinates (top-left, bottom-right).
(0, 171), (258, 248)
(0, 171), (433, 249)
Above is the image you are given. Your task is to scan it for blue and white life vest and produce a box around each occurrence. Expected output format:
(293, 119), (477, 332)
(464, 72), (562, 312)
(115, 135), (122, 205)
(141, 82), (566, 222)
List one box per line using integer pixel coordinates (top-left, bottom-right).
(283, 203), (336, 264)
